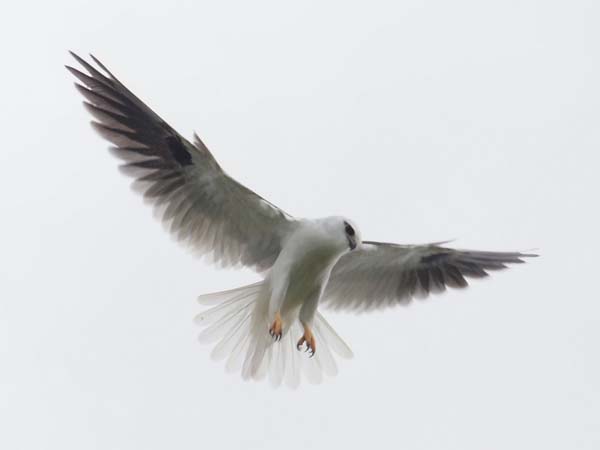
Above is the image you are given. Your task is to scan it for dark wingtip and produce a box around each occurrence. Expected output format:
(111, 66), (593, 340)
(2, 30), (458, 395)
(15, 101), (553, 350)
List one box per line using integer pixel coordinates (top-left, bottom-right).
(65, 66), (86, 84)
(512, 252), (539, 264)
(89, 53), (115, 79)
(519, 252), (539, 259)
(68, 51), (87, 66)
(89, 53), (102, 67)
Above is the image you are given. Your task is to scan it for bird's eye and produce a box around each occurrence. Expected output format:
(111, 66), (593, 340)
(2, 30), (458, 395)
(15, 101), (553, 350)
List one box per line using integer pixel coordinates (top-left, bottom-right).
(344, 223), (355, 236)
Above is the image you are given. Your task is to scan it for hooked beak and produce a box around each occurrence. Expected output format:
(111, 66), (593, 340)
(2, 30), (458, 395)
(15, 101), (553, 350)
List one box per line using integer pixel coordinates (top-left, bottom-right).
(347, 235), (357, 251)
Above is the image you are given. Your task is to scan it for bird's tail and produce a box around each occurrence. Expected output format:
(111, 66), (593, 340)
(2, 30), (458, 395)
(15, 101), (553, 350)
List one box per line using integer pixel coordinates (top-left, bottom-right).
(194, 282), (353, 388)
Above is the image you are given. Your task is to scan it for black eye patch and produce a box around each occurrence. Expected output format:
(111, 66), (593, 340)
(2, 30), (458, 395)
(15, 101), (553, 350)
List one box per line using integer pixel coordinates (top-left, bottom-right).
(344, 222), (355, 236)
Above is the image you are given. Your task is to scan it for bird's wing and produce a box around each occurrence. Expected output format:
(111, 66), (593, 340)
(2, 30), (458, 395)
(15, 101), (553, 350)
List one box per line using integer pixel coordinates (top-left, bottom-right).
(67, 52), (297, 271)
(323, 241), (536, 311)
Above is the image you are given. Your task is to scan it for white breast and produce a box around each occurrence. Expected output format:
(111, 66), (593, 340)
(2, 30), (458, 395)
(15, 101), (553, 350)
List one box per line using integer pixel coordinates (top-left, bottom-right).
(268, 220), (347, 319)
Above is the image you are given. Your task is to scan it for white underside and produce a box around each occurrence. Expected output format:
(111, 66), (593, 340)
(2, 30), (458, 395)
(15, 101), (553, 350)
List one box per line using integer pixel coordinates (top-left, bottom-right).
(194, 282), (353, 388)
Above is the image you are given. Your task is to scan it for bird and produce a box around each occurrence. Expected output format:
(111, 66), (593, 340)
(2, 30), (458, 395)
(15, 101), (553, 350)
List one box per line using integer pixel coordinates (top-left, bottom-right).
(66, 52), (536, 388)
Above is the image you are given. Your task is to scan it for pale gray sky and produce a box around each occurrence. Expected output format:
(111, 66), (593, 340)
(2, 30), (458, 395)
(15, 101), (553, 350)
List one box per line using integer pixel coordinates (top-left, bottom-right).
(1, 1), (599, 449)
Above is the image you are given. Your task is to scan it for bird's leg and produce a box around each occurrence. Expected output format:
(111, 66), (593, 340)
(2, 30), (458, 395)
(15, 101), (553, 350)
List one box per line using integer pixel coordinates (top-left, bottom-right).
(269, 311), (283, 341)
(296, 322), (316, 357)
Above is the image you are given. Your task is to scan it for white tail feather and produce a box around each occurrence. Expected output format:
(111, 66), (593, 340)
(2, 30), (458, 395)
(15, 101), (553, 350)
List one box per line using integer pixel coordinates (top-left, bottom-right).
(195, 282), (353, 387)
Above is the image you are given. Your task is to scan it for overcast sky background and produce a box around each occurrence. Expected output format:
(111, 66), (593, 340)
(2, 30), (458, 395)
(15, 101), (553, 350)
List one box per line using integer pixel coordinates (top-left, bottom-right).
(1, 1), (598, 449)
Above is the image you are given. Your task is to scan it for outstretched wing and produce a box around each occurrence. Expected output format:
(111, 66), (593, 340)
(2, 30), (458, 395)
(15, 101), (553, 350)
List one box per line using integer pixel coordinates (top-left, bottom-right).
(323, 241), (536, 311)
(66, 52), (297, 271)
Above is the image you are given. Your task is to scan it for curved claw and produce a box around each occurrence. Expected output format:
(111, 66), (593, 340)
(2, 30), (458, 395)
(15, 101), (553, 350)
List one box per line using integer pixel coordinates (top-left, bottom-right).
(296, 332), (316, 357)
(269, 313), (283, 342)
(270, 330), (282, 341)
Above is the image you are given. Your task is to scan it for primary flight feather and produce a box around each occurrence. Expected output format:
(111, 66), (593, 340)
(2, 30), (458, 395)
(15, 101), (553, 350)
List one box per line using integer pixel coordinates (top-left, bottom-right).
(67, 52), (536, 388)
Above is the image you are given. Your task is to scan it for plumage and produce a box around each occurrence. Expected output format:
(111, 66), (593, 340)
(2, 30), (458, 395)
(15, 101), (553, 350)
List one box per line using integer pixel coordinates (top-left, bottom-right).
(323, 242), (535, 311)
(67, 52), (537, 387)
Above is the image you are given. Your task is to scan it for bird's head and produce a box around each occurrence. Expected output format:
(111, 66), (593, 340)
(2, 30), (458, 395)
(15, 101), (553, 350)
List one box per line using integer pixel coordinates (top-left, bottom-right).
(319, 216), (362, 253)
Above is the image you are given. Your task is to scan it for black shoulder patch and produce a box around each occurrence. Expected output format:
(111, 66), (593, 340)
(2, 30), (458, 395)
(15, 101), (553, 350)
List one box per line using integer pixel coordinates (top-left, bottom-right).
(421, 252), (451, 265)
(166, 135), (192, 166)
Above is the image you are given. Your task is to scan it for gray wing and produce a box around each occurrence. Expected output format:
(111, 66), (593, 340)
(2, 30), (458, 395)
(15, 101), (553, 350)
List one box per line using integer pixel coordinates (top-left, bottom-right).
(323, 241), (536, 311)
(67, 52), (297, 271)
